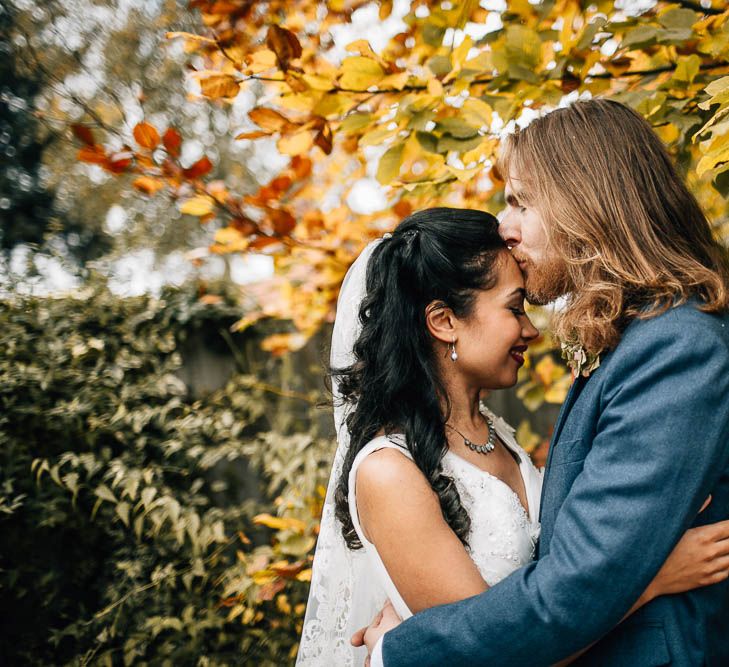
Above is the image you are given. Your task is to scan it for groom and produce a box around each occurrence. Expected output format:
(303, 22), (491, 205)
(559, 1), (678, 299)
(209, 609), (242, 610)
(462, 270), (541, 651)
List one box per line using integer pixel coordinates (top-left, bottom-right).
(360, 99), (729, 665)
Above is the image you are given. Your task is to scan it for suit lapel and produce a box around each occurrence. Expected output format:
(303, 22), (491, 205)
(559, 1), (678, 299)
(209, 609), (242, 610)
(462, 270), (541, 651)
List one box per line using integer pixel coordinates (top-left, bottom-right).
(539, 374), (588, 519)
(549, 374), (587, 458)
(535, 376), (586, 560)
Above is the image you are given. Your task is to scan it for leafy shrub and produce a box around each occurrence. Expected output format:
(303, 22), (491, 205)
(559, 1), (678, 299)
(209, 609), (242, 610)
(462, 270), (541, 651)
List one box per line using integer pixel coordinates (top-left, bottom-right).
(0, 281), (332, 665)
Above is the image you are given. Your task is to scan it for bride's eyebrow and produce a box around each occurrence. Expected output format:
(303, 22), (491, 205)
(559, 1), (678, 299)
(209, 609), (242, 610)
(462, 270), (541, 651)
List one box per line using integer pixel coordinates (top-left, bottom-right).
(505, 287), (526, 300)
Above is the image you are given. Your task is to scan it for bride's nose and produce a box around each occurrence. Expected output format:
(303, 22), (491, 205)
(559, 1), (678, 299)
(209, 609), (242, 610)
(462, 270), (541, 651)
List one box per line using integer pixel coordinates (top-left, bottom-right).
(522, 316), (539, 341)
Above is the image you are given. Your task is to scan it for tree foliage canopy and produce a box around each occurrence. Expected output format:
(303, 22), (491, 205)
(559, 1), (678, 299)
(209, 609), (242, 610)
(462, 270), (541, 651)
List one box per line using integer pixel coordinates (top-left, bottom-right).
(70, 1), (729, 352)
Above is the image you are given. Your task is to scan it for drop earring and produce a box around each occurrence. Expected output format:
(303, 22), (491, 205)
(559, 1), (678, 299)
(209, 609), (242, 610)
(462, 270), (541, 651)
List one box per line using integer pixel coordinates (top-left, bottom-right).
(450, 338), (458, 362)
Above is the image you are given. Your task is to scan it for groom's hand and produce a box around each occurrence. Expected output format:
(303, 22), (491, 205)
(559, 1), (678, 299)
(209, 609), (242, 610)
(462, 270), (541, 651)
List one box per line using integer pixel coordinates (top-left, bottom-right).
(351, 600), (402, 664)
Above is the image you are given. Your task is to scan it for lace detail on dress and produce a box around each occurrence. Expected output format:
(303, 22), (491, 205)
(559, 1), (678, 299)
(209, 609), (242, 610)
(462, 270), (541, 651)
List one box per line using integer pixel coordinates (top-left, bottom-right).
(442, 452), (540, 586)
(297, 448), (361, 666)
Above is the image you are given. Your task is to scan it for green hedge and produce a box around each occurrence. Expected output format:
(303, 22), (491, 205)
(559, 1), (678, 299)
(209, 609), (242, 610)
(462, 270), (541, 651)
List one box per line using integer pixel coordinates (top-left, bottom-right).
(0, 281), (332, 665)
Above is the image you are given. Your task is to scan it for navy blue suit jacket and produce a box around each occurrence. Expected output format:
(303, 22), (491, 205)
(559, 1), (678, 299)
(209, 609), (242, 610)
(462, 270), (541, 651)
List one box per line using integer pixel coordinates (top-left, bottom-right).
(382, 302), (729, 666)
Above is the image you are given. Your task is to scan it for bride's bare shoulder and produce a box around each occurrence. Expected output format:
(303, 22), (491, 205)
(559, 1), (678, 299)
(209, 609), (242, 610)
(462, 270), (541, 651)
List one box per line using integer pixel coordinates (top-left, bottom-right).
(356, 446), (438, 509)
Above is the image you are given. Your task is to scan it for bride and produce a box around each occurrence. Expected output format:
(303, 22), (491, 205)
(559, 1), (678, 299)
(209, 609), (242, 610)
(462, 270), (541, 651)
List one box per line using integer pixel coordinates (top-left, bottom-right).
(297, 207), (727, 666)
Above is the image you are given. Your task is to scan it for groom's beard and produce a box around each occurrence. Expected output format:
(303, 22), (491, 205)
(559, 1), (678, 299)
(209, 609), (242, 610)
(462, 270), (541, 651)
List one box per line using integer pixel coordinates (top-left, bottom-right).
(519, 254), (572, 306)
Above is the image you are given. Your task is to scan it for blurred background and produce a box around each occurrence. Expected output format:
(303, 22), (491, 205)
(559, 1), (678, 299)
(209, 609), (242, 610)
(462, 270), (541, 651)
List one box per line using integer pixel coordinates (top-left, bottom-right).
(1, 0), (727, 664)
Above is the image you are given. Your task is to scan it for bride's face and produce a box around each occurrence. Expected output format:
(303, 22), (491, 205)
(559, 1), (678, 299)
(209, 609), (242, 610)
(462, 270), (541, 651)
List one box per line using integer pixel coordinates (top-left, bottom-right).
(453, 252), (539, 390)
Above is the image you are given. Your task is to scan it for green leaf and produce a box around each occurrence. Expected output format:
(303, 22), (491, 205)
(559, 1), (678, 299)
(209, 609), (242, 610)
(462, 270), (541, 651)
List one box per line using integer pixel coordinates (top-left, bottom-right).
(436, 118), (479, 139)
(116, 501), (131, 527)
(656, 27), (694, 45)
(505, 25), (541, 71)
(376, 143), (405, 184)
(95, 484), (117, 503)
(340, 112), (372, 133)
(673, 55), (701, 84)
(427, 55), (452, 78)
(713, 167), (729, 198)
(415, 131), (438, 153)
(658, 8), (697, 31)
(620, 26), (659, 50)
(437, 134), (483, 153)
(576, 17), (607, 51)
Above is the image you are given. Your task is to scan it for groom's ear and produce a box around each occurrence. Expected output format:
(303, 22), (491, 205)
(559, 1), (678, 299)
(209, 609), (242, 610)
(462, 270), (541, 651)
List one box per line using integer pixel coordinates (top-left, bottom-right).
(425, 300), (457, 343)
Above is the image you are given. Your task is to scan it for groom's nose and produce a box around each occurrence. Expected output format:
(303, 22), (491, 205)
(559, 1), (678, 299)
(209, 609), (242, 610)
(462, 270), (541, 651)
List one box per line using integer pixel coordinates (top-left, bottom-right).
(498, 210), (521, 249)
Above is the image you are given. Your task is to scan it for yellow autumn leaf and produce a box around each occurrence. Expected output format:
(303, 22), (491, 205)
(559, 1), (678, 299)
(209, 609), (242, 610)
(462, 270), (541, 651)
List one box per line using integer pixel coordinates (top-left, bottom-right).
(248, 49), (278, 73)
(535, 355), (566, 386)
(179, 196), (214, 216)
(166, 31), (216, 45)
(460, 98), (493, 129)
(213, 227), (249, 251)
(303, 73), (336, 91)
(278, 130), (314, 156)
(313, 93), (351, 117)
(697, 145), (729, 177)
(253, 514), (288, 530)
(339, 56), (385, 91)
(380, 72), (410, 90)
(251, 569), (278, 585)
(345, 39), (378, 59)
(260, 332), (309, 354)
(427, 78), (444, 97)
(544, 374), (572, 404)
(376, 143), (405, 184)
(198, 74), (240, 99)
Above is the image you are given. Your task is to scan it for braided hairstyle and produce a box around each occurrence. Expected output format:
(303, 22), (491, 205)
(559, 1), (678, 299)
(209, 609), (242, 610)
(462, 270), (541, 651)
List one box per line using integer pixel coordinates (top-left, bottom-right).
(333, 207), (505, 549)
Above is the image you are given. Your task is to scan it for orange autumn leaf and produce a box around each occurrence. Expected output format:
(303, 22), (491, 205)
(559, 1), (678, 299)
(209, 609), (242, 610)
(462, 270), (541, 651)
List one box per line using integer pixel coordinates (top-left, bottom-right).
(77, 144), (107, 165)
(290, 155), (312, 180)
(257, 579), (286, 602)
(133, 176), (166, 195)
(249, 236), (285, 252)
(270, 561), (306, 578)
(198, 73), (240, 99)
(269, 207), (296, 235)
(162, 127), (182, 157)
(133, 122), (160, 150)
(71, 124), (95, 146)
(314, 122), (333, 155)
(183, 156), (213, 179)
(235, 130), (272, 140)
(248, 107), (296, 134)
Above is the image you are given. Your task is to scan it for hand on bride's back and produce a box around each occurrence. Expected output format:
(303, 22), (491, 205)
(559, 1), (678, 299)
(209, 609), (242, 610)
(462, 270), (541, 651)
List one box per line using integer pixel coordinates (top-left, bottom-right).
(351, 600), (402, 665)
(648, 497), (729, 599)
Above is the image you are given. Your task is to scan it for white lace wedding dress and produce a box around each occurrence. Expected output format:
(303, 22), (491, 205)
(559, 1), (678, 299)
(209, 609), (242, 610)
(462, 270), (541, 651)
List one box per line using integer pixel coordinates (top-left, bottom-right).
(346, 406), (543, 623)
(298, 406), (543, 666)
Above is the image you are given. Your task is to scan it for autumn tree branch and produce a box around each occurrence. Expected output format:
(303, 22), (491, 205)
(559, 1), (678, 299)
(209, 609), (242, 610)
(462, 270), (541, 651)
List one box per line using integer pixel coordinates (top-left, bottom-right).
(674, 0), (725, 16)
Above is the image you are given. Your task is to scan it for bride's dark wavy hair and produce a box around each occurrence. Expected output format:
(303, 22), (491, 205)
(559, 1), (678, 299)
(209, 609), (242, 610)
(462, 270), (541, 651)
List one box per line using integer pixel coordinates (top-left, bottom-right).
(333, 207), (506, 550)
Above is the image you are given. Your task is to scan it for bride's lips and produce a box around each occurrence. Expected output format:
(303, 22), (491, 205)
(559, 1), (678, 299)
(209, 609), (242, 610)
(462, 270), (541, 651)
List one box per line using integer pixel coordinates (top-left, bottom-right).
(510, 344), (528, 365)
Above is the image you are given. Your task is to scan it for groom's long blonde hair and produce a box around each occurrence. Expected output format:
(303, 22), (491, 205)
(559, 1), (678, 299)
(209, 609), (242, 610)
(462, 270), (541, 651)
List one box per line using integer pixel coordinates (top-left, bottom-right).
(499, 98), (729, 355)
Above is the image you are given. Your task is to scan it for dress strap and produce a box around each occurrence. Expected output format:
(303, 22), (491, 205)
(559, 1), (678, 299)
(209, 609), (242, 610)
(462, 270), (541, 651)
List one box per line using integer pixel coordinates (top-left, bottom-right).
(347, 433), (414, 620)
(347, 434), (411, 544)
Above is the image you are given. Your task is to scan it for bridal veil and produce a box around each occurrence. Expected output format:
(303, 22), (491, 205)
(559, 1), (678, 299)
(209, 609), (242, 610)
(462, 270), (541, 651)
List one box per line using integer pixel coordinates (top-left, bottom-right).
(297, 238), (385, 666)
